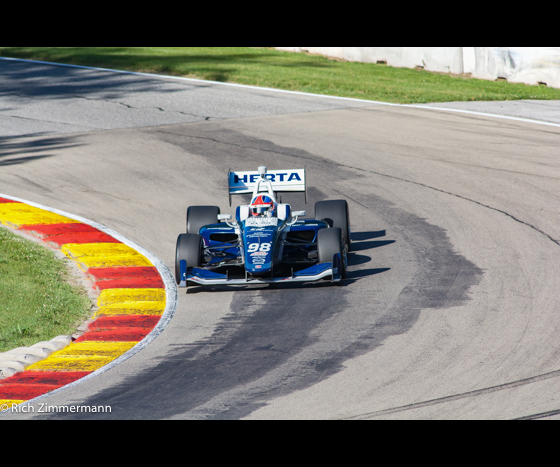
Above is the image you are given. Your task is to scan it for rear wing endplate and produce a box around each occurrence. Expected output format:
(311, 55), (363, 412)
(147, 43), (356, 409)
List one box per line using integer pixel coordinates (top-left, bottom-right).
(228, 168), (307, 205)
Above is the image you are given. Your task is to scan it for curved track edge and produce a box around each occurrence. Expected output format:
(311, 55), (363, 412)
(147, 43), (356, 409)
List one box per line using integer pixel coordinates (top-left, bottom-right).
(0, 193), (178, 412)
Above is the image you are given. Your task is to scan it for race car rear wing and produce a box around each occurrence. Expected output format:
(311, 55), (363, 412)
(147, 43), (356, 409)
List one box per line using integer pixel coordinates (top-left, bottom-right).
(228, 167), (307, 206)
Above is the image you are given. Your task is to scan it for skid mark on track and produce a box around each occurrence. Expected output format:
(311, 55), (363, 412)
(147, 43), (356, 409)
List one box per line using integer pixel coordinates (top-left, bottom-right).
(341, 367), (560, 420)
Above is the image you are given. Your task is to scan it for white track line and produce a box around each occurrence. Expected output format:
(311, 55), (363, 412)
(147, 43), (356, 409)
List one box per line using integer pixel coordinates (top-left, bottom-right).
(1, 56), (560, 129)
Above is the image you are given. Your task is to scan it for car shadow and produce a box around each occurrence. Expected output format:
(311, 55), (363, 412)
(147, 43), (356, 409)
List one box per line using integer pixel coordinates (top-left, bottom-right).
(185, 229), (394, 293)
(343, 229), (394, 282)
(350, 230), (395, 251)
(350, 239), (395, 252)
(351, 230), (388, 241)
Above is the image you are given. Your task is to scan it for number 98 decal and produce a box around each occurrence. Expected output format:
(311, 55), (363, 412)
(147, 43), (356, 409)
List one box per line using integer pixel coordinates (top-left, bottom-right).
(248, 242), (271, 253)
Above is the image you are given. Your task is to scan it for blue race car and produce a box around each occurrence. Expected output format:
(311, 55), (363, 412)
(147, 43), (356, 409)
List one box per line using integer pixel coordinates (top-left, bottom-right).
(175, 166), (350, 287)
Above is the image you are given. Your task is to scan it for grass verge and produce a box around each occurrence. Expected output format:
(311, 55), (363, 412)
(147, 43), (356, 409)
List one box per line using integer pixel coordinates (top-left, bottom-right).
(0, 227), (91, 352)
(1, 47), (560, 104)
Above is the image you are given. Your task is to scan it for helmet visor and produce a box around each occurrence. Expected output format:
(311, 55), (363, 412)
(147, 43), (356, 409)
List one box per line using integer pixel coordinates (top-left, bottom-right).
(251, 206), (268, 216)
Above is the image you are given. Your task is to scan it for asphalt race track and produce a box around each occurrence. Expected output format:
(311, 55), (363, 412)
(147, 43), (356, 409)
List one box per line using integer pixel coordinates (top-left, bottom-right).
(1, 58), (560, 420)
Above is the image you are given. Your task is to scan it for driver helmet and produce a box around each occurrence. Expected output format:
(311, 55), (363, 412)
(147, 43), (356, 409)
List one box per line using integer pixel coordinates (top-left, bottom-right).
(250, 195), (275, 217)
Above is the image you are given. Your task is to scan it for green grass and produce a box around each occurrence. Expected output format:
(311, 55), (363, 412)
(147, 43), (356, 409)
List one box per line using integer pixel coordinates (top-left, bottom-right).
(0, 228), (91, 352)
(1, 47), (559, 104)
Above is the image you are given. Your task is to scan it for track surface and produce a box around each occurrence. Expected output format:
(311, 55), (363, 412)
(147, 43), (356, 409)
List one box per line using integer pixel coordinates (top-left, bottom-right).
(1, 59), (560, 419)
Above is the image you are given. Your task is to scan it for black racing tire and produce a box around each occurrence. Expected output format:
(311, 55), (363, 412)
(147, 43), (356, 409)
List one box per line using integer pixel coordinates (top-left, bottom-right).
(314, 199), (351, 252)
(187, 206), (221, 234)
(317, 227), (346, 279)
(175, 233), (204, 284)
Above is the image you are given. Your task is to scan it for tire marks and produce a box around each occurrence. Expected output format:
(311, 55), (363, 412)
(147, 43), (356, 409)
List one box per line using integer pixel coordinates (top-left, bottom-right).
(341, 368), (560, 420)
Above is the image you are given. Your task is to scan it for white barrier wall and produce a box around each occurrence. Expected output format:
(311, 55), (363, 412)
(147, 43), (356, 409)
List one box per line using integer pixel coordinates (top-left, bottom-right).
(468, 47), (560, 88)
(275, 47), (560, 89)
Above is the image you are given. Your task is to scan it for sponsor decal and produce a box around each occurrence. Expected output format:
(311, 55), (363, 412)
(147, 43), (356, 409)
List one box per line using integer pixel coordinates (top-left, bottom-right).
(250, 252), (267, 256)
(245, 217), (278, 227)
(229, 169), (306, 196)
(245, 231), (269, 238)
(233, 172), (302, 184)
(248, 243), (271, 253)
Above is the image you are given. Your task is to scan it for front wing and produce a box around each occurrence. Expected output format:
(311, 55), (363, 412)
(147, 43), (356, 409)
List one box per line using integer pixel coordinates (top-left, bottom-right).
(178, 254), (342, 287)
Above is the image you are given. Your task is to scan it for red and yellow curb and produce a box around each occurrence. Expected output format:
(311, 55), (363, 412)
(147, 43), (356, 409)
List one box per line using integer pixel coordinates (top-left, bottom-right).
(0, 196), (170, 409)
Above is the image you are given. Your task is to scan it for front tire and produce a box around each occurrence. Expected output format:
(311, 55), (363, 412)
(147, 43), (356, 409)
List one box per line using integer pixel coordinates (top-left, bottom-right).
(175, 233), (204, 284)
(315, 199), (351, 252)
(317, 227), (346, 279)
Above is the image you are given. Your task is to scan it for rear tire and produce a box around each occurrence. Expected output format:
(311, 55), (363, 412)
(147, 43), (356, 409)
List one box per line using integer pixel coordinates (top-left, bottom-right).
(317, 227), (346, 279)
(187, 206), (221, 234)
(314, 200), (351, 252)
(175, 233), (204, 284)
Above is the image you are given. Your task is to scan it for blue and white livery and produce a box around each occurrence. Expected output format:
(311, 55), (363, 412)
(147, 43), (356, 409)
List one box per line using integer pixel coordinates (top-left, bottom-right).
(175, 166), (350, 287)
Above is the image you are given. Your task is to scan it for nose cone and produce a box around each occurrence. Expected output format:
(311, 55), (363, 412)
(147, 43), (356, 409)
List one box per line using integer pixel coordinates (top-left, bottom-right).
(244, 227), (276, 275)
(246, 257), (273, 275)
(245, 244), (274, 274)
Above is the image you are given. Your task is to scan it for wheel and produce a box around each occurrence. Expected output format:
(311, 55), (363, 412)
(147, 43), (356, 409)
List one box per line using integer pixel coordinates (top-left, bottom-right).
(186, 206), (221, 234)
(175, 233), (204, 284)
(316, 227), (346, 278)
(314, 199), (351, 252)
